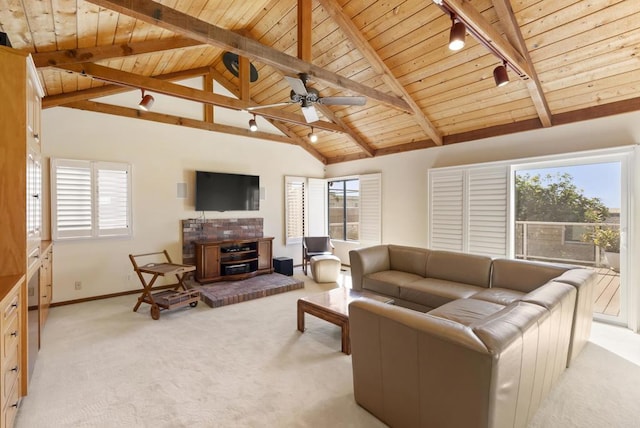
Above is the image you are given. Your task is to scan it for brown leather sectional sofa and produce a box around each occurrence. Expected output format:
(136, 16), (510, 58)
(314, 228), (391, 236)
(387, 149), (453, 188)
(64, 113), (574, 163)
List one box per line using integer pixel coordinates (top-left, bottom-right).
(348, 244), (596, 428)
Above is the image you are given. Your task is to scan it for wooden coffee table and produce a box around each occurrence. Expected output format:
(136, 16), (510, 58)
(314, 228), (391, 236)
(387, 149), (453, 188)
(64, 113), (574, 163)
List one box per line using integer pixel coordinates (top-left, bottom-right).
(297, 287), (394, 355)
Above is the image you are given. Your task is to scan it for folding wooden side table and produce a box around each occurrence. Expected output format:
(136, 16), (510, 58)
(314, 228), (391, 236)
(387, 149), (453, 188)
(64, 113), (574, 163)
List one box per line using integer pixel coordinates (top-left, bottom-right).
(129, 250), (199, 320)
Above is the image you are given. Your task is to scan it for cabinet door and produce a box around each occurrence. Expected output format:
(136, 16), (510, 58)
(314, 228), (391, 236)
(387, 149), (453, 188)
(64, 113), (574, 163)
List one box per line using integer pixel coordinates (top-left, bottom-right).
(258, 239), (272, 270)
(39, 248), (52, 328)
(202, 245), (220, 279)
(26, 152), (42, 243)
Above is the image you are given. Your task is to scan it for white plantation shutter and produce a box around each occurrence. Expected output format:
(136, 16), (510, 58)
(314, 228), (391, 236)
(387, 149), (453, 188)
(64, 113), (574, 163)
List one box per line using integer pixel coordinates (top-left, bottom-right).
(468, 167), (508, 257)
(307, 178), (327, 236)
(428, 170), (464, 251)
(97, 163), (130, 236)
(285, 177), (305, 245)
(52, 159), (93, 239)
(51, 158), (131, 240)
(359, 173), (381, 246)
(428, 166), (509, 257)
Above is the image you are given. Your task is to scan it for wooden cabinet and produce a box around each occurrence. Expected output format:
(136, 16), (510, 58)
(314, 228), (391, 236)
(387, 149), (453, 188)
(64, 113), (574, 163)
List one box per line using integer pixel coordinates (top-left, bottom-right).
(195, 237), (274, 283)
(0, 276), (25, 428)
(0, 46), (45, 426)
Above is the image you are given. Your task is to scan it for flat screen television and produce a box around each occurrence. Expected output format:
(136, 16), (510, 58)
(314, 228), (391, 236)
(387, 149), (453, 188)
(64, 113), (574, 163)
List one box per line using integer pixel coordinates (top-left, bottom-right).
(195, 171), (260, 212)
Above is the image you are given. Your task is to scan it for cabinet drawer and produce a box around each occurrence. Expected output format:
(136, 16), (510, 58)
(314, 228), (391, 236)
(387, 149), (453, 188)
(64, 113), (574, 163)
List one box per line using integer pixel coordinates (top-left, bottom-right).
(2, 379), (20, 428)
(1, 290), (19, 323)
(3, 314), (19, 359)
(2, 347), (19, 404)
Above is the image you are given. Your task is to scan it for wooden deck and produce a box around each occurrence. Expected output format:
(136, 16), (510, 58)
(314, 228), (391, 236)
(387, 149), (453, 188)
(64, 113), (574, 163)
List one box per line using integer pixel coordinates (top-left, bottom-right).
(592, 267), (620, 317)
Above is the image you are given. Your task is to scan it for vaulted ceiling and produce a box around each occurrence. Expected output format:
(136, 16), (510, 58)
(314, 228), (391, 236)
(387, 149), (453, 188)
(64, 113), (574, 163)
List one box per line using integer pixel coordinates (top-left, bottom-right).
(3, 0), (640, 164)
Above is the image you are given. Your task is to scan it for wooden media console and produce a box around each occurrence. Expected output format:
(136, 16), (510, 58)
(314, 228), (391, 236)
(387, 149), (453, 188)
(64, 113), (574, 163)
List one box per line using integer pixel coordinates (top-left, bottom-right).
(194, 237), (273, 283)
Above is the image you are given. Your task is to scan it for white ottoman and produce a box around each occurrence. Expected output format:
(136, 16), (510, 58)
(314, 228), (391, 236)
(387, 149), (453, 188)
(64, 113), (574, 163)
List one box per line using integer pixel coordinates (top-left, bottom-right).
(310, 255), (341, 283)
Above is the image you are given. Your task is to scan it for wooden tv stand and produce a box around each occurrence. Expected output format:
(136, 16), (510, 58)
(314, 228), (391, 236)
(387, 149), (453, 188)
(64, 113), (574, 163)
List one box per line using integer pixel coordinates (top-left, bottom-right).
(194, 237), (273, 283)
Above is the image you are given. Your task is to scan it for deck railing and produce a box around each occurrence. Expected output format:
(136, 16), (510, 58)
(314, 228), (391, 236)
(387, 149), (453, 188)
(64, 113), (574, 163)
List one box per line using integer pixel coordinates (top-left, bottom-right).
(515, 221), (619, 267)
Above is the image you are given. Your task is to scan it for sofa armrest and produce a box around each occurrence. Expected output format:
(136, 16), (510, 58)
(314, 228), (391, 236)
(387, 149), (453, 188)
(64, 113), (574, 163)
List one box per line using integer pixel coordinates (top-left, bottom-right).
(349, 245), (390, 290)
(349, 299), (491, 428)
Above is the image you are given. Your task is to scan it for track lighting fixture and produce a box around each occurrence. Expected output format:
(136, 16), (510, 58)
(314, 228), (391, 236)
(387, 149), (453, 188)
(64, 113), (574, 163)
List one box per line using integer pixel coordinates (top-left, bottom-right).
(249, 114), (258, 132)
(138, 89), (154, 111)
(493, 61), (509, 87)
(448, 15), (465, 51)
(308, 127), (318, 143)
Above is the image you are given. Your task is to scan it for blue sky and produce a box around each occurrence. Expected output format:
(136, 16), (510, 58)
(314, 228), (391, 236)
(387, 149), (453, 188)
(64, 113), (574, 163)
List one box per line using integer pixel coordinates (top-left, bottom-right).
(516, 162), (621, 209)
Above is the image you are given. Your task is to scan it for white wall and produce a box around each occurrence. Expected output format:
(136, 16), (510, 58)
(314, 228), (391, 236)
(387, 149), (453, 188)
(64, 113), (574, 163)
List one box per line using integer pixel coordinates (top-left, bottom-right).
(42, 83), (324, 303)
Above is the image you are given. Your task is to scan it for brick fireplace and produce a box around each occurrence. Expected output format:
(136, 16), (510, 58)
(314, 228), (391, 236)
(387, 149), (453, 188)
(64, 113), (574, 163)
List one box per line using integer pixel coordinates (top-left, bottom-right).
(181, 218), (264, 265)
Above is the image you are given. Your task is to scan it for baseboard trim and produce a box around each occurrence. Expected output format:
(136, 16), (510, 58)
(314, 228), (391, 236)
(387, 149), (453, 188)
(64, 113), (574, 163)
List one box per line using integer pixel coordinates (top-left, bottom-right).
(48, 284), (178, 308)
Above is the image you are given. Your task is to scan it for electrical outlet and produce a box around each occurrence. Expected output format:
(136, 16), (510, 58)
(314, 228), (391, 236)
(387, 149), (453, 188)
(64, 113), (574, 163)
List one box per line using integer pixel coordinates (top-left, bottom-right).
(74, 281), (82, 290)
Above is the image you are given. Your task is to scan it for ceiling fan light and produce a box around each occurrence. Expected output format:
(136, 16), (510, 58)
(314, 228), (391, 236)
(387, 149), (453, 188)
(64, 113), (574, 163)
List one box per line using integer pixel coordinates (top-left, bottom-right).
(138, 90), (154, 111)
(308, 127), (318, 143)
(493, 63), (509, 87)
(449, 20), (466, 51)
(249, 116), (258, 132)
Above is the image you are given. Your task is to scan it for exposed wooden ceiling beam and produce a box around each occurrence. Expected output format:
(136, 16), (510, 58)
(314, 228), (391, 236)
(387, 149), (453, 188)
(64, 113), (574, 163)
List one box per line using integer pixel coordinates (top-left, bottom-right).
(56, 62), (345, 133)
(492, 0), (552, 127)
(295, 0), (375, 157)
(31, 37), (202, 69)
(318, 0), (443, 146)
(298, 0), (313, 62)
(43, 67), (210, 109)
(63, 100), (296, 145)
(86, 0), (411, 113)
(209, 65), (327, 163)
(433, 0), (533, 79)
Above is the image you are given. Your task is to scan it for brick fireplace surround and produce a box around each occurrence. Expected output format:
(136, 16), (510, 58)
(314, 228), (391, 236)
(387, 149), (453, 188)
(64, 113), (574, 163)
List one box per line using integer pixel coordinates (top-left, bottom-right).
(181, 218), (264, 265)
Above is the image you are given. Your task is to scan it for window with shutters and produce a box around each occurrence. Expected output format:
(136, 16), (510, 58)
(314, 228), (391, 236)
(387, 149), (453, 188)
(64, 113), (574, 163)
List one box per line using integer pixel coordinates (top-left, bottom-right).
(51, 158), (132, 240)
(284, 174), (381, 245)
(428, 166), (508, 257)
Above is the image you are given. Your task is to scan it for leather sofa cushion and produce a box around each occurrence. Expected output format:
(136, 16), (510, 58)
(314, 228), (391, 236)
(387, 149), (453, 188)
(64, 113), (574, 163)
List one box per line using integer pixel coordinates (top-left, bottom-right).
(388, 245), (429, 277)
(426, 250), (492, 287)
(471, 301), (548, 353)
(553, 268), (597, 288)
(470, 288), (526, 306)
(522, 281), (576, 310)
(491, 258), (569, 292)
(400, 278), (485, 309)
(363, 270), (423, 298)
(428, 298), (506, 327)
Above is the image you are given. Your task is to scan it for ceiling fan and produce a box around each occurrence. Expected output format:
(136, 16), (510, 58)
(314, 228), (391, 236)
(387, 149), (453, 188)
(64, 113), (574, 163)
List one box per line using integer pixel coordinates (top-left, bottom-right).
(247, 73), (366, 123)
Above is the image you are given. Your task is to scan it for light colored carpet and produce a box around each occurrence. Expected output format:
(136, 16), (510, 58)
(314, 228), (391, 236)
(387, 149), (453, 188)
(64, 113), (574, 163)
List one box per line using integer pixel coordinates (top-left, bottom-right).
(15, 271), (640, 428)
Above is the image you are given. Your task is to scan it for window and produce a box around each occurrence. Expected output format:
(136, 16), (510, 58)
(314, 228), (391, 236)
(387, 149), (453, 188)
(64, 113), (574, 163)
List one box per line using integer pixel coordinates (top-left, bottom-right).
(428, 166), (509, 257)
(328, 178), (359, 241)
(284, 173), (380, 246)
(51, 158), (132, 240)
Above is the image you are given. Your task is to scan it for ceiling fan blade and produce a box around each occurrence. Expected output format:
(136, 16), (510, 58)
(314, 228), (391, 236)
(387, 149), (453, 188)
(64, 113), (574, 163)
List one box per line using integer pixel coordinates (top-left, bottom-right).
(247, 101), (295, 111)
(284, 75), (308, 96)
(301, 105), (319, 123)
(318, 96), (367, 106)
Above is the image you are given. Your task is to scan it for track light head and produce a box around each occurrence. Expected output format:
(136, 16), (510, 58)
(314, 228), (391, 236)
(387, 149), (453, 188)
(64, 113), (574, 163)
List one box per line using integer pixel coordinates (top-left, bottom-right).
(138, 89), (154, 111)
(493, 62), (509, 87)
(448, 18), (466, 51)
(308, 127), (318, 143)
(249, 114), (258, 132)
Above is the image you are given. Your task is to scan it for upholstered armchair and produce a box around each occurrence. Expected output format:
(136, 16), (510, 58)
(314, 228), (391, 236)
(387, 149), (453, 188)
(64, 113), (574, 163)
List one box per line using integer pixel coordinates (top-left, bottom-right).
(302, 236), (334, 275)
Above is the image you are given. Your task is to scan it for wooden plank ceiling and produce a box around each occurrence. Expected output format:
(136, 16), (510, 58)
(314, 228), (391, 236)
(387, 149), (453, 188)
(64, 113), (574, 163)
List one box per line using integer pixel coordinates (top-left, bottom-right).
(2, 0), (639, 164)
